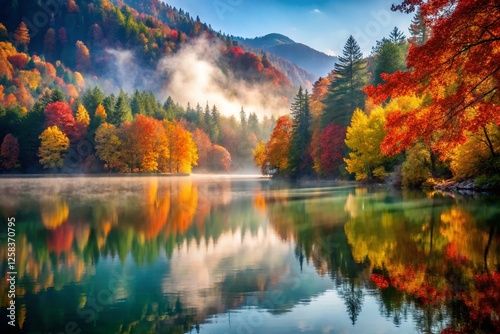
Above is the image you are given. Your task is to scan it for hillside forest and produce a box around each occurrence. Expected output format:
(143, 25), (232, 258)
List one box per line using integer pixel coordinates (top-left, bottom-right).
(0, 0), (499, 189)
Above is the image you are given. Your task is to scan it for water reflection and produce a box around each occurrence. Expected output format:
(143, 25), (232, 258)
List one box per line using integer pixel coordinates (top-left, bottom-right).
(0, 177), (498, 333)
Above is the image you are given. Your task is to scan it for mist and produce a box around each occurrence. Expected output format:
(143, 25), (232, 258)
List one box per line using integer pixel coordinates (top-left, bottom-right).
(98, 38), (290, 119)
(157, 38), (290, 118)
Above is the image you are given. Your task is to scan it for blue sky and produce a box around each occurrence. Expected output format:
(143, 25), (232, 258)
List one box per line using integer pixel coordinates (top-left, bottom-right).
(164, 0), (414, 56)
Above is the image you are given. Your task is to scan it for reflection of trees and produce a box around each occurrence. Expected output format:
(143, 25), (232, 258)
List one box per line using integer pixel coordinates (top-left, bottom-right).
(265, 185), (370, 324)
(344, 190), (500, 333)
(40, 196), (69, 229)
(338, 282), (364, 325)
(0, 177), (270, 333)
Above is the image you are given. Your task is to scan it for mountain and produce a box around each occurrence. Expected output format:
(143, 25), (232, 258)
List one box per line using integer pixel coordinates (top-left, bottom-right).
(236, 34), (337, 78)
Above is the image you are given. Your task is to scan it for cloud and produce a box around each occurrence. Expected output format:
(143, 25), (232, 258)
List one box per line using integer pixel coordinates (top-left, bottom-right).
(311, 8), (322, 14)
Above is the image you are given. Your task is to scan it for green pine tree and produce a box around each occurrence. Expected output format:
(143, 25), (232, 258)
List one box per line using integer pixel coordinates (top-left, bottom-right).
(288, 87), (312, 177)
(409, 8), (430, 45)
(110, 90), (133, 126)
(322, 36), (367, 128)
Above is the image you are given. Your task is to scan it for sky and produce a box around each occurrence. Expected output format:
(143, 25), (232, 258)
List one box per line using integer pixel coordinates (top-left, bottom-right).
(164, 0), (414, 56)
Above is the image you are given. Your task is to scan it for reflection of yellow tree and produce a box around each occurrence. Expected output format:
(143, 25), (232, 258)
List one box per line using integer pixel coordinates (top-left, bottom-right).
(40, 197), (69, 229)
(144, 178), (170, 239)
(168, 180), (197, 234)
(440, 208), (499, 270)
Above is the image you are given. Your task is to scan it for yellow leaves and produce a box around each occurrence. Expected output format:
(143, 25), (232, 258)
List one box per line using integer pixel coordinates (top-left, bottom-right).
(252, 141), (267, 173)
(38, 126), (70, 169)
(95, 122), (122, 171)
(449, 123), (500, 180)
(41, 198), (69, 230)
(19, 70), (41, 90)
(95, 103), (107, 119)
(74, 71), (85, 90)
(345, 108), (387, 180)
(75, 104), (90, 126)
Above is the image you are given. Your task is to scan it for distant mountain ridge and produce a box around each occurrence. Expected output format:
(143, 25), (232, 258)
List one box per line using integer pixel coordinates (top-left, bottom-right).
(236, 33), (337, 78)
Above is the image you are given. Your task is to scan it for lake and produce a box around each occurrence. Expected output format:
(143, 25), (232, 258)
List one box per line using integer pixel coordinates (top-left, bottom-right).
(0, 176), (499, 334)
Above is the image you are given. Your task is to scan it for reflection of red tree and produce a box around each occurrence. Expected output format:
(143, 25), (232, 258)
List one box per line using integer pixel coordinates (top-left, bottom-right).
(47, 224), (74, 255)
(453, 273), (500, 333)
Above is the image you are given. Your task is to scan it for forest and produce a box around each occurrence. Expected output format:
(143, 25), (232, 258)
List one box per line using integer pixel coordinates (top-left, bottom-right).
(0, 0), (499, 189)
(253, 0), (500, 189)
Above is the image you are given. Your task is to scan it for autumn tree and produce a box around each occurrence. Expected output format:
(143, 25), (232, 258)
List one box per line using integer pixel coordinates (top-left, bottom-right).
(126, 115), (167, 172)
(192, 128), (211, 170)
(449, 124), (500, 181)
(253, 141), (268, 174)
(14, 22), (30, 52)
(208, 145), (231, 172)
(266, 115), (293, 174)
(322, 36), (367, 128)
(319, 124), (346, 176)
(162, 121), (197, 174)
(44, 101), (77, 141)
(367, 0), (500, 161)
(345, 108), (387, 180)
(75, 41), (91, 72)
(95, 122), (123, 172)
(76, 104), (90, 126)
(1, 134), (19, 170)
(38, 126), (70, 169)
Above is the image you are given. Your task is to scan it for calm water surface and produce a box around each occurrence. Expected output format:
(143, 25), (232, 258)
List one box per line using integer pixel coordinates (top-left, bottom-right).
(0, 176), (499, 334)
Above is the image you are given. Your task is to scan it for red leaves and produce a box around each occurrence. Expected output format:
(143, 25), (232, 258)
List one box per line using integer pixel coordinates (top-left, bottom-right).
(7, 54), (29, 69)
(368, 0), (500, 158)
(1, 134), (19, 169)
(370, 274), (389, 289)
(230, 46), (245, 58)
(319, 123), (346, 175)
(44, 101), (81, 142)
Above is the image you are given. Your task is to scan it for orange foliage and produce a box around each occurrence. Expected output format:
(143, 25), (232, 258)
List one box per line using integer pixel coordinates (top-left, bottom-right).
(266, 115), (293, 172)
(192, 128), (211, 170)
(14, 22), (30, 51)
(124, 115), (166, 172)
(75, 41), (91, 72)
(168, 180), (197, 234)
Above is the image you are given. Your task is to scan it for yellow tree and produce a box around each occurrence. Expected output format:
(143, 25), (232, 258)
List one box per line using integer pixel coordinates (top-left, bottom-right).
(76, 104), (90, 126)
(253, 141), (267, 174)
(38, 126), (70, 169)
(345, 108), (387, 180)
(345, 96), (422, 180)
(94, 122), (123, 172)
(163, 121), (198, 174)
